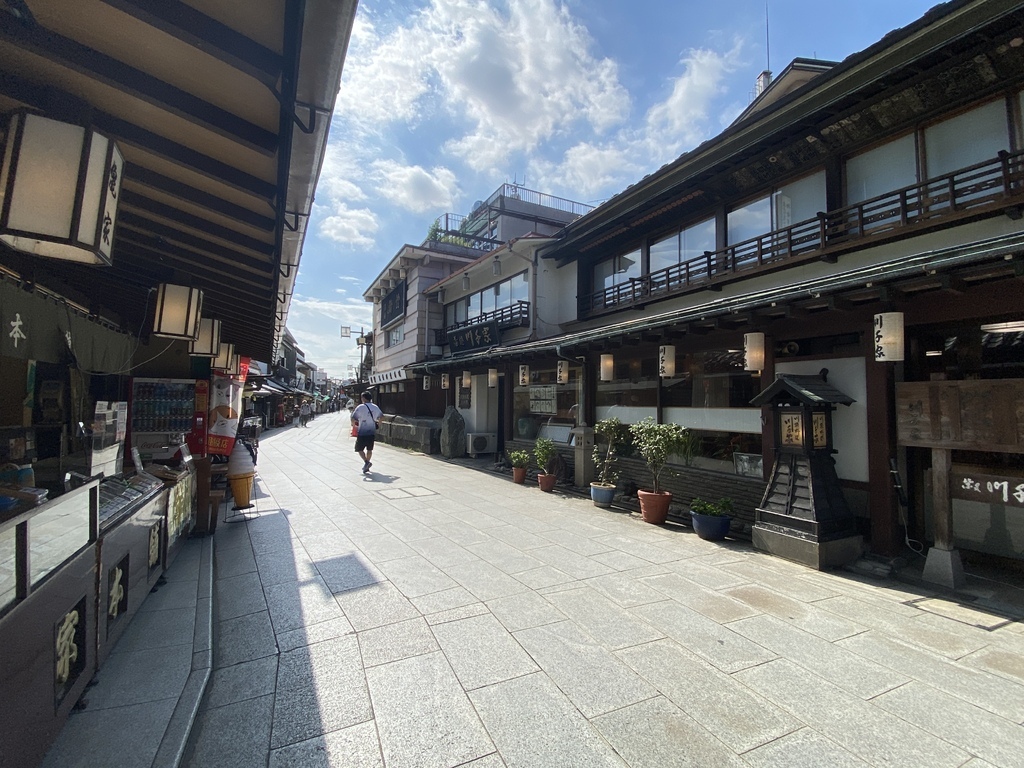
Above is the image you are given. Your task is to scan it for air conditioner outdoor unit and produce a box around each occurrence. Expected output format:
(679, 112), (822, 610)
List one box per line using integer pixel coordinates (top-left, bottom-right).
(466, 432), (497, 456)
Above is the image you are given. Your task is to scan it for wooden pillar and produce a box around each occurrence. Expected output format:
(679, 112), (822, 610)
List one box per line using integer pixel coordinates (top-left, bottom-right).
(922, 446), (965, 588)
(865, 356), (901, 555)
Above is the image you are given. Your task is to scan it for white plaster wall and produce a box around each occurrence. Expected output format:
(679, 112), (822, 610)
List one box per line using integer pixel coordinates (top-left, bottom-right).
(536, 260), (578, 335)
(774, 357), (868, 483)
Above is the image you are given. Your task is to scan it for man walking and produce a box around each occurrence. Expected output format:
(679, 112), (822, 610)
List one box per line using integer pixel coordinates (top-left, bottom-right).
(351, 391), (383, 474)
(299, 400), (311, 427)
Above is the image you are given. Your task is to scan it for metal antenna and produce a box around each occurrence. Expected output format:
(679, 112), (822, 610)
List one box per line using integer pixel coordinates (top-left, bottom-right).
(765, 1), (770, 73)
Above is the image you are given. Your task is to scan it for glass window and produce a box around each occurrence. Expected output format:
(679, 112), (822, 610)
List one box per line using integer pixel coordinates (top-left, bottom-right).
(455, 299), (467, 324)
(512, 365), (582, 442)
(846, 133), (917, 204)
(727, 196), (771, 244)
(649, 231), (679, 272)
(925, 99), (1009, 179)
(481, 285), (496, 314)
(681, 217), (716, 262)
(775, 170), (826, 227)
(618, 248), (641, 281)
(385, 325), (403, 348)
(595, 354), (658, 425)
(495, 279), (511, 310)
(594, 249), (642, 291)
(468, 292), (481, 320)
(445, 303), (455, 327)
(510, 271), (528, 304)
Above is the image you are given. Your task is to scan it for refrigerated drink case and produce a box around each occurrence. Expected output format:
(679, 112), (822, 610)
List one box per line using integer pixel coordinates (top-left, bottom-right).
(129, 378), (209, 460)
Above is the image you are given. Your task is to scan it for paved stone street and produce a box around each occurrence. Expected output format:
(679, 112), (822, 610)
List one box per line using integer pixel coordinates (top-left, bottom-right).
(183, 412), (1024, 768)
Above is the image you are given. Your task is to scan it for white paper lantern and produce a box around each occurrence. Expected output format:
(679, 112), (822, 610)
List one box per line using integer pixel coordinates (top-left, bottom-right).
(153, 283), (203, 340)
(659, 345), (675, 378)
(556, 360), (568, 385)
(744, 332), (765, 371)
(600, 354), (614, 382)
(873, 313), (904, 362)
(0, 111), (124, 265)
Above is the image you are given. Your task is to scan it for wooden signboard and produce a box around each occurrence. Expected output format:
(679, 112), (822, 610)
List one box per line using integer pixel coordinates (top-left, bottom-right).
(896, 379), (1024, 453)
(950, 467), (1024, 508)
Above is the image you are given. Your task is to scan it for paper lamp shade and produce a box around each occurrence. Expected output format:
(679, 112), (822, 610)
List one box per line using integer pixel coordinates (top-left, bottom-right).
(659, 345), (675, 378)
(744, 332), (765, 371)
(189, 318), (222, 357)
(153, 283), (203, 340)
(0, 111), (124, 265)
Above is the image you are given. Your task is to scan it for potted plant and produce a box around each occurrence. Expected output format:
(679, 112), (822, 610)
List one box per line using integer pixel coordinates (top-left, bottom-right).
(508, 449), (530, 484)
(628, 417), (691, 524)
(590, 417), (621, 507)
(689, 497), (734, 541)
(533, 437), (558, 492)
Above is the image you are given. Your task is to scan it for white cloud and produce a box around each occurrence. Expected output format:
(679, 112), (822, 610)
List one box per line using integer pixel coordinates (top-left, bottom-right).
(335, 10), (435, 129)
(318, 203), (379, 248)
(533, 39), (745, 199)
(286, 295), (374, 378)
(372, 160), (459, 214)
(642, 43), (742, 161)
(334, 0), (630, 175)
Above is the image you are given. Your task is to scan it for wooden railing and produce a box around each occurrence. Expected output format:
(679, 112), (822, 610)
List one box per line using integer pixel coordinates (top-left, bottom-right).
(581, 150), (1024, 315)
(436, 301), (530, 345)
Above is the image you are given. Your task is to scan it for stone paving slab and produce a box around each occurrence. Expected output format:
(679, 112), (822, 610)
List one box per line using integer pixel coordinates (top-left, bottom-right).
(173, 414), (1024, 768)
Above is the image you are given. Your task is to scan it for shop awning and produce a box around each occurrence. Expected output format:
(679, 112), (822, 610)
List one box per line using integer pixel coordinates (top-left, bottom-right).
(255, 380), (291, 396)
(0, 1), (358, 362)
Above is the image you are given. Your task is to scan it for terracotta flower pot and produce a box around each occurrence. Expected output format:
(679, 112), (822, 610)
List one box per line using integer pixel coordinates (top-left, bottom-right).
(637, 489), (671, 524)
(537, 473), (557, 492)
(512, 466), (527, 484)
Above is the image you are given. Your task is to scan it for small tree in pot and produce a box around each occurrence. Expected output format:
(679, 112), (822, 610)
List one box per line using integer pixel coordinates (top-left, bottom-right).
(533, 437), (558, 492)
(628, 417), (690, 524)
(590, 417), (622, 507)
(508, 449), (530, 484)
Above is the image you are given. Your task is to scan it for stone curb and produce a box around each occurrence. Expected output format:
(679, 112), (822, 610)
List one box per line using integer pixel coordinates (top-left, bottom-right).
(150, 535), (214, 768)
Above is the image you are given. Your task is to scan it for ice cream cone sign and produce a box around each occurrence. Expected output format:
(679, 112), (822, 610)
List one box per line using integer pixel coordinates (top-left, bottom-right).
(226, 440), (256, 510)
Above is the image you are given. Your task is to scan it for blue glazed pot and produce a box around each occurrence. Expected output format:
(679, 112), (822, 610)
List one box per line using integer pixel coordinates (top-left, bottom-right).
(590, 483), (616, 508)
(691, 511), (731, 541)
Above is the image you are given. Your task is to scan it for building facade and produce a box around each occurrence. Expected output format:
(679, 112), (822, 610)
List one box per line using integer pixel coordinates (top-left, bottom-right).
(375, 1), (1024, 579)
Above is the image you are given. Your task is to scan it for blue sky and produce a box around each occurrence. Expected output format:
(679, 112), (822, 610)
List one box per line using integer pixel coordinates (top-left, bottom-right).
(286, 0), (939, 379)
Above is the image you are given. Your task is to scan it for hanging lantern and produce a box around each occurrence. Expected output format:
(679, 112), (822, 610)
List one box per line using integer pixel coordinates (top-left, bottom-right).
(874, 313), (904, 362)
(462, 370), (472, 388)
(153, 283), (203, 340)
(212, 342), (235, 371)
(0, 111), (124, 265)
(461, 274), (470, 290)
(744, 332), (766, 371)
(189, 318), (222, 358)
(441, 373), (450, 389)
(600, 354), (615, 382)
(519, 365), (530, 386)
(423, 375), (431, 391)
(556, 360), (569, 385)
(398, 382), (405, 393)
(488, 368), (498, 388)
(659, 345), (675, 378)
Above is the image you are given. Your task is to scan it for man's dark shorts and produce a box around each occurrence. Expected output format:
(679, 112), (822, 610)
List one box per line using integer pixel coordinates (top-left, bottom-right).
(354, 434), (375, 452)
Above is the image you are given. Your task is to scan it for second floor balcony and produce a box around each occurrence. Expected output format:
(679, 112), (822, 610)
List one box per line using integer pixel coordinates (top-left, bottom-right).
(581, 150), (1024, 316)
(435, 301), (530, 347)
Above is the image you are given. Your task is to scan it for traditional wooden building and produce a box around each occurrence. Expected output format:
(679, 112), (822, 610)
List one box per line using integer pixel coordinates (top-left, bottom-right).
(395, 0), (1024, 581)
